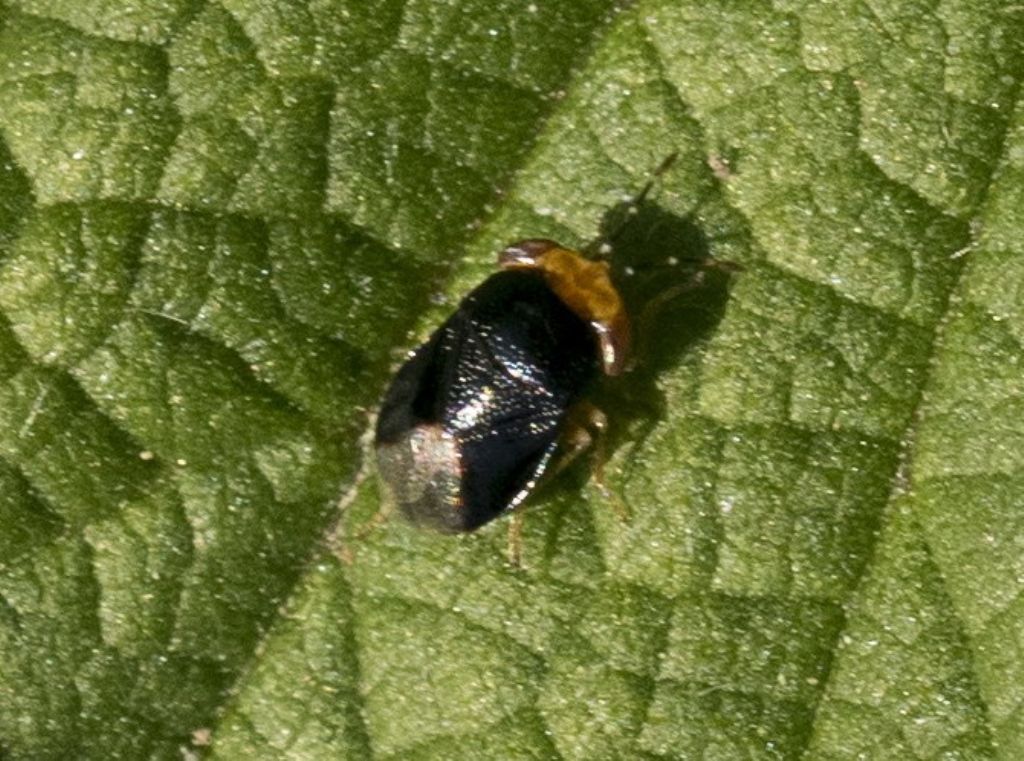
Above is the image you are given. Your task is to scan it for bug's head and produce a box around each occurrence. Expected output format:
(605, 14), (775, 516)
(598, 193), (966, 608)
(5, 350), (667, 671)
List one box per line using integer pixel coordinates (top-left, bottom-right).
(500, 238), (631, 377)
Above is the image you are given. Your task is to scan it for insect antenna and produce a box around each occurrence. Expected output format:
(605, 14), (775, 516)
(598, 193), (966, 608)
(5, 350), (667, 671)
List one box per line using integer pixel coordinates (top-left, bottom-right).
(582, 152), (679, 260)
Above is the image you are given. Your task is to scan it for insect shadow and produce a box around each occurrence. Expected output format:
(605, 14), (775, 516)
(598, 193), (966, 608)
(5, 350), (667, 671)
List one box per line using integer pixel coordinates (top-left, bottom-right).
(557, 199), (736, 497)
(606, 201), (733, 374)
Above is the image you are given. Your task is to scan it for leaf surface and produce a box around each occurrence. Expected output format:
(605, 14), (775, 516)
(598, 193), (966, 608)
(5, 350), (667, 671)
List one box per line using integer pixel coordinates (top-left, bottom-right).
(0, 1), (1021, 759)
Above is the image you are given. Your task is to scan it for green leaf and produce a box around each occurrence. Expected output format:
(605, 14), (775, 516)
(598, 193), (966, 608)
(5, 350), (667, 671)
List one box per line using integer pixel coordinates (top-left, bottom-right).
(0, 1), (1020, 759)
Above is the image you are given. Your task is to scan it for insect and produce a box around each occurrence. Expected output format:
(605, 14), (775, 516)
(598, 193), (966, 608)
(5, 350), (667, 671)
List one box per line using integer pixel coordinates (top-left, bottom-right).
(371, 156), (734, 560)
(374, 239), (626, 538)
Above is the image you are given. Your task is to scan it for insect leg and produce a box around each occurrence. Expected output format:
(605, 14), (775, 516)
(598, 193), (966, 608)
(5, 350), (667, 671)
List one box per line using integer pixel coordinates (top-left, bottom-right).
(506, 511), (525, 568)
(556, 401), (630, 521)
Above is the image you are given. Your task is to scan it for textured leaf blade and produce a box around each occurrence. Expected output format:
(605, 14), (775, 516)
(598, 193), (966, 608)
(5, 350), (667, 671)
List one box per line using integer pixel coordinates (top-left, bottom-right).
(0, 0), (1021, 759)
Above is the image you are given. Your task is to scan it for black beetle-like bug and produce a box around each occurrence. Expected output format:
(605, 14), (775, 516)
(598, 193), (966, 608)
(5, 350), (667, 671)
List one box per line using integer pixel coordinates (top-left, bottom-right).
(374, 239), (629, 533)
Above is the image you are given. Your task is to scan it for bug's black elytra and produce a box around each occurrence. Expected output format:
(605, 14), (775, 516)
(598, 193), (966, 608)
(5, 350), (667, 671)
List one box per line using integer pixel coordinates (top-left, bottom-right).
(374, 239), (629, 533)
